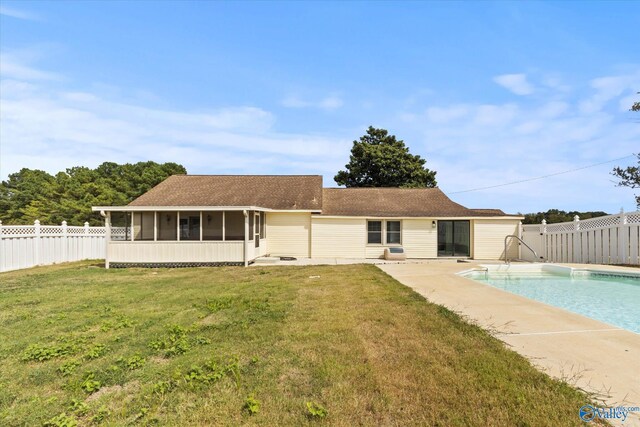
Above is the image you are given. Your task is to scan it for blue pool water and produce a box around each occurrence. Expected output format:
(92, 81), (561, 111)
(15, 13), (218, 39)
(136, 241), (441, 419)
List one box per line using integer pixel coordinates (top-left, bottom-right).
(465, 271), (640, 334)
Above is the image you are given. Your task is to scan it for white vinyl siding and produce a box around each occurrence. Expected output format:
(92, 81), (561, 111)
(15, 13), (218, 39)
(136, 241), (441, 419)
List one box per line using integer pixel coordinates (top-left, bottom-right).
(266, 212), (311, 258)
(401, 219), (437, 258)
(108, 241), (243, 263)
(473, 219), (520, 260)
(311, 217), (366, 258)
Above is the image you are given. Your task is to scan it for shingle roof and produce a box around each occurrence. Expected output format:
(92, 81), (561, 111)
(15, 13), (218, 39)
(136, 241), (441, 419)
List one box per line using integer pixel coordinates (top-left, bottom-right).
(321, 188), (505, 217)
(470, 208), (507, 216)
(127, 175), (515, 217)
(128, 175), (323, 210)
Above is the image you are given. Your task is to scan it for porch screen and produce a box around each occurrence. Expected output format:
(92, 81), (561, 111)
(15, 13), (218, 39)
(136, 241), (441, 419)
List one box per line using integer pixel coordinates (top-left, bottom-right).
(225, 211), (245, 241)
(158, 212), (177, 240)
(203, 212), (223, 240)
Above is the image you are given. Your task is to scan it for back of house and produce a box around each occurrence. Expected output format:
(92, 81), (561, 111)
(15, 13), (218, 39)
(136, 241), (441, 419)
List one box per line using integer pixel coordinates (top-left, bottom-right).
(92, 175), (523, 267)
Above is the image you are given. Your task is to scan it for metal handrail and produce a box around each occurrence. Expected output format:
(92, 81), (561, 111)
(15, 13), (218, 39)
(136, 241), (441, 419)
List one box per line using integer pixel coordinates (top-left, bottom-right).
(504, 235), (541, 264)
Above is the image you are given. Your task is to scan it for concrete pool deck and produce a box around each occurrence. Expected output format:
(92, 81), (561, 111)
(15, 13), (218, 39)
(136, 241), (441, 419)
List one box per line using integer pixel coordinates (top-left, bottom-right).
(377, 261), (640, 419)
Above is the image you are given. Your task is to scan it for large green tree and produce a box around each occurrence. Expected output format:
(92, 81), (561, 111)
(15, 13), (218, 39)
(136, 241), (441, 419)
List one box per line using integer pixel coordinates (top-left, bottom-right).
(0, 161), (186, 225)
(612, 154), (639, 209)
(334, 126), (437, 188)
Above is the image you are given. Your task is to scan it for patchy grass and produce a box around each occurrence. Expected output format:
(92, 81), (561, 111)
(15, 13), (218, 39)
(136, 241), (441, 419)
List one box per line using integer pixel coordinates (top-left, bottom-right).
(0, 261), (603, 426)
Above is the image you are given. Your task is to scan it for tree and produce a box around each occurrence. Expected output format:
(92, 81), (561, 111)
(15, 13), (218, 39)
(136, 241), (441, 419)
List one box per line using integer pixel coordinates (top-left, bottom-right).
(0, 161), (187, 225)
(334, 126), (437, 188)
(612, 154), (640, 209)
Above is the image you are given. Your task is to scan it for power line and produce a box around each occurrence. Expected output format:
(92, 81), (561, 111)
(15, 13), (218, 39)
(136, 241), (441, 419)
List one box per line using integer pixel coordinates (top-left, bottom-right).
(449, 154), (636, 194)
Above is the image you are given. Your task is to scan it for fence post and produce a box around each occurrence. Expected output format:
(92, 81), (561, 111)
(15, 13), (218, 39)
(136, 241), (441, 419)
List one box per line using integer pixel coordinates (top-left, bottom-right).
(34, 220), (41, 266)
(541, 219), (547, 261)
(105, 212), (111, 269)
(62, 220), (68, 263)
(84, 222), (90, 260)
(0, 220), (3, 272)
(619, 209), (628, 264)
(518, 221), (522, 260)
(573, 215), (580, 263)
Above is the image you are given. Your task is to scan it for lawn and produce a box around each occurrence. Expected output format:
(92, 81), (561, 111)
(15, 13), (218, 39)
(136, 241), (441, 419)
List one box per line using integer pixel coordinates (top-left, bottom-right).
(0, 262), (601, 426)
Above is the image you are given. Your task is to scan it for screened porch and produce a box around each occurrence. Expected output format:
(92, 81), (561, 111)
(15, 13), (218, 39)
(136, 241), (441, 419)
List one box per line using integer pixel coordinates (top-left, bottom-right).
(96, 208), (268, 267)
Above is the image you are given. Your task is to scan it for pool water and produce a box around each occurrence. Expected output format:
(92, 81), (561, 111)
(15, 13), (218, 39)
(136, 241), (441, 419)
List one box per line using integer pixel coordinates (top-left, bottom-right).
(464, 271), (640, 334)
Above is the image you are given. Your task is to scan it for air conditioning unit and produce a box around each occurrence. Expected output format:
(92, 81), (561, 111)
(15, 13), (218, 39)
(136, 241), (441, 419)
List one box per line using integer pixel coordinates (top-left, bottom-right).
(384, 247), (406, 261)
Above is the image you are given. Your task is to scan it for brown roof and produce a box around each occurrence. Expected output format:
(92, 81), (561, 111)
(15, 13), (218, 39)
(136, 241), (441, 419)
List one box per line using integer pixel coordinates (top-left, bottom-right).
(321, 188), (506, 217)
(127, 175), (514, 217)
(128, 175), (323, 210)
(470, 208), (507, 216)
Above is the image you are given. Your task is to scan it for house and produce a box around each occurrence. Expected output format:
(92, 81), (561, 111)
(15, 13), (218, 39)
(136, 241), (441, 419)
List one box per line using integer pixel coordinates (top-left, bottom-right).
(92, 175), (523, 267)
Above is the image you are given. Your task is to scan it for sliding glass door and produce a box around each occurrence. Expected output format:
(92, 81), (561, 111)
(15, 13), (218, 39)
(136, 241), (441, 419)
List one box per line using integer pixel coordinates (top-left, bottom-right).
(437, 220), (470, 257)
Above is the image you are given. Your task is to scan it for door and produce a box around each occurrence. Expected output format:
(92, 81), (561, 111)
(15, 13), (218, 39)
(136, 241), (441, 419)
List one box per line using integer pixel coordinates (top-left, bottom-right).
(179, 215), (200, 240)
(438, 220), (470, 257)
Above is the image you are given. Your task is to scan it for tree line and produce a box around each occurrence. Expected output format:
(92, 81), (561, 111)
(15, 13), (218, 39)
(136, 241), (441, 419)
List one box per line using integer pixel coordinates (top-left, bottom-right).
(0, 162), (186, 226)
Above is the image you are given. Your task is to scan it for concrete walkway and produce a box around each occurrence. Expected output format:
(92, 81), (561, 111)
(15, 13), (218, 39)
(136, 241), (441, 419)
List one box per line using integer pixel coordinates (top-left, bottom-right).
(377, 261), (640, 421)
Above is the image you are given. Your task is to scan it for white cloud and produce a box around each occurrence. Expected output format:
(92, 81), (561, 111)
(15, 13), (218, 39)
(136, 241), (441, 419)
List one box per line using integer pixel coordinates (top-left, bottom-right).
(579, 71), (640, 114)
(0, 59), (351, 180)
(398, 70), (640, 213)
(281, 93), (343, 110)
(493, 73), (535, 95)
(425, 105), (469, 124)
(0, 53), (60, 80)
(0, 5), (39, 21)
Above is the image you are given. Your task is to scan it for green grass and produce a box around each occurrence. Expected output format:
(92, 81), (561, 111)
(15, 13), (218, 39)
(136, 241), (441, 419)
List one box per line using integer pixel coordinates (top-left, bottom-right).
(0, 261), (602, 426)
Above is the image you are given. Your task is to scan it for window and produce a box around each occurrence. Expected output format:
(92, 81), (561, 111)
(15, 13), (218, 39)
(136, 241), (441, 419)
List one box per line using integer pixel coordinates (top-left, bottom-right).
(367, 220), (382, 244)
(386, 221), (401, 244)
(367, 220), (402, 245)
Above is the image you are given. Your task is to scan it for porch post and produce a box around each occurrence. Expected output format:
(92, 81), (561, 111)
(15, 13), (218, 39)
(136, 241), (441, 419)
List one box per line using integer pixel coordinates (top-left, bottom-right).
(153, 212), (157, 241)
(177, 212), (180, 241)
(243, 210), (249, 267)
(130, 212), (134, 242)
(199, 211), (203, 241)
(222, 211), (226, 241)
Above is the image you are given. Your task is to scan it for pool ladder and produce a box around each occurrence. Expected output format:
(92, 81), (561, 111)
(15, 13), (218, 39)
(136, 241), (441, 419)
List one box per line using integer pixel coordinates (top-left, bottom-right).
(504, 235), (543, 264)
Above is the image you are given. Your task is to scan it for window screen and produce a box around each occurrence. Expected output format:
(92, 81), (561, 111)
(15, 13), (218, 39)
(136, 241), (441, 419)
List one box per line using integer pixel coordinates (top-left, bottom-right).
(367, 220), (382, 244)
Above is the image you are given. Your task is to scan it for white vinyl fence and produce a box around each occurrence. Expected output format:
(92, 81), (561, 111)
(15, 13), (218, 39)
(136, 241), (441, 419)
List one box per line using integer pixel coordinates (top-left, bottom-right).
(520, 211), (640, 265)
(0, 220), (111, 273)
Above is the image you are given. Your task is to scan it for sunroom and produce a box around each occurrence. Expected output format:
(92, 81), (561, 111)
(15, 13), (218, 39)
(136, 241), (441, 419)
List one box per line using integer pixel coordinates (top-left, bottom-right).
(93, 207), (267, 267)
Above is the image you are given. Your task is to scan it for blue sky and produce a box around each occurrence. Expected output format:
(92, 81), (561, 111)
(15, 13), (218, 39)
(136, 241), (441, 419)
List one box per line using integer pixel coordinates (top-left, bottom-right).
(1, 1), (638, 214)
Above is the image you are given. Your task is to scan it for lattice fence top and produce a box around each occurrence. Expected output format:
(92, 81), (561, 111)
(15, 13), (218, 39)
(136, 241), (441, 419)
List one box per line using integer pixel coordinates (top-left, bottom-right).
(545, 222), (575, 233)
(627, 212), (640, 224)
(524, 211), (639, 233)
(579, 215), (621, 230)
(1, 222), (107, 237)
(67, 227), (86, 235)
(0, 226), (36, 236)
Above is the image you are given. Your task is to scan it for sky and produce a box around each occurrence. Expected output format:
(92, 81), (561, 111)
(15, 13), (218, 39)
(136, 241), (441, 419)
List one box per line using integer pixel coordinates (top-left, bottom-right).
(1, 1), (638, 215)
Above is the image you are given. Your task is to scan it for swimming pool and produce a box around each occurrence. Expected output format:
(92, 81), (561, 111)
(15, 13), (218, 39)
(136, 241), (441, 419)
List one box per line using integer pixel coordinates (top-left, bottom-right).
(461, 265), (640, 334)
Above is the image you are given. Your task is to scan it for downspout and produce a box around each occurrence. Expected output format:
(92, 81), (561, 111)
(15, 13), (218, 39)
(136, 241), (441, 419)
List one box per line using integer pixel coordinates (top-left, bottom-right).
(243, 210), (249, 267)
